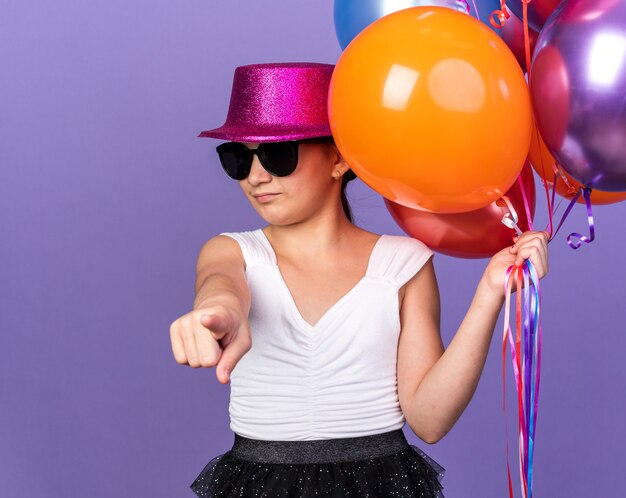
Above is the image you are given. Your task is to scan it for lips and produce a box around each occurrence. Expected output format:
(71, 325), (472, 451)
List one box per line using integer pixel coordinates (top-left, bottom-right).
(252, 193), (280, 203)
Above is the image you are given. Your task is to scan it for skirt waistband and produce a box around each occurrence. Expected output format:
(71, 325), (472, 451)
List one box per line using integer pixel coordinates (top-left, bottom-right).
(229, 429), (410, 464)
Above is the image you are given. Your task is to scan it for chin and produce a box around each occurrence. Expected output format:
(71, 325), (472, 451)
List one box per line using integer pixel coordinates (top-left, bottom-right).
(258, 214), (295, 226)
(249, 204), (288, 225)
(248, 194), (314, 226)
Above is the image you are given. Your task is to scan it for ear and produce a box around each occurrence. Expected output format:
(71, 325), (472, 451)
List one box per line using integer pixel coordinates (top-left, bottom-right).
(327, 143), (351, 176)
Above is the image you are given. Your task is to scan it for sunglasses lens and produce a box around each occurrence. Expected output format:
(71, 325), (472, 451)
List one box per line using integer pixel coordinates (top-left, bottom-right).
(216, 143), (251, 180)
(258, 142), (298, 176)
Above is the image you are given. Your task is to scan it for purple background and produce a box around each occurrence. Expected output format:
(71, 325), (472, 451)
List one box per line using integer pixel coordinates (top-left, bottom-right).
(2, 1), (625, 497)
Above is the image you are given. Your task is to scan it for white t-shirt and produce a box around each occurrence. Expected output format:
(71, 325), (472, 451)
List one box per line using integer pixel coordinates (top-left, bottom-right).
(220, 228), (433, 441)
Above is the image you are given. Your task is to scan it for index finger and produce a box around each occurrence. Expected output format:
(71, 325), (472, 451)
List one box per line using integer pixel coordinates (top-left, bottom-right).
(201, 312), (233, 340)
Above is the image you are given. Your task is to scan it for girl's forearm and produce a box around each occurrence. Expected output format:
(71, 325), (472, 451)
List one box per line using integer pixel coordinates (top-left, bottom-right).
(409, 275), (504, 443)
(193, 273), (250, 317)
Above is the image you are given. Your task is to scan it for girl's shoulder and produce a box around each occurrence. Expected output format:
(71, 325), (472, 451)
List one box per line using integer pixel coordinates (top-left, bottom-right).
(367, 232), (434, 287)
(215, 228), (275, 269)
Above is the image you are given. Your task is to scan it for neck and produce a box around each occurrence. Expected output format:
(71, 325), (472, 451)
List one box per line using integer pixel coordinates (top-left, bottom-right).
(262, 206), (357, 260)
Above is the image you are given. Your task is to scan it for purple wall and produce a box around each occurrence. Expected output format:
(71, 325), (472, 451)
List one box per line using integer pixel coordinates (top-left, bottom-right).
(1, 1), (624, 496)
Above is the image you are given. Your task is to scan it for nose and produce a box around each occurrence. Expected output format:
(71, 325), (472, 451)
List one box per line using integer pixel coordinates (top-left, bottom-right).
(245, 154), (272, 186)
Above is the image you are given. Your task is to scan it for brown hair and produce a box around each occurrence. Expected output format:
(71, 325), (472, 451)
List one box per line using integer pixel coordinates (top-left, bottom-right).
(308, 136), (357, 222)
(340, 166), (358, 223)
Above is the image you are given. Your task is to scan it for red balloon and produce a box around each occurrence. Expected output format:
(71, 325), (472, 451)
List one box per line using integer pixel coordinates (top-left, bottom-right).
(530, 44), (570, 154)
(501, 7), (539, 72)
(507, 0), (563, 31)
(385, 163), (536, 259)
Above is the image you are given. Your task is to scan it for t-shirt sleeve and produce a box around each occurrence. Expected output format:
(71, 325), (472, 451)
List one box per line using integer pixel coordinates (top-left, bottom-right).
(219, 230), (274, 269)
(378, 235), (434, 289)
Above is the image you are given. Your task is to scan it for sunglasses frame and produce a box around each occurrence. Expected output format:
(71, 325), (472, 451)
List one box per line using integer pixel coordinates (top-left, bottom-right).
(216, 137), (334, 180)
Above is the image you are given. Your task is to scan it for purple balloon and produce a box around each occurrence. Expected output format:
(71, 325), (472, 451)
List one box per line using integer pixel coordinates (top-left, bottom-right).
(530, 0), (626, 192)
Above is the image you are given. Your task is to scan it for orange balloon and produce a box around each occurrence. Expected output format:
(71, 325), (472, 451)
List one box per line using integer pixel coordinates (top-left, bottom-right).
(329, 6), (532, 213)
(529, 124), (626, 205)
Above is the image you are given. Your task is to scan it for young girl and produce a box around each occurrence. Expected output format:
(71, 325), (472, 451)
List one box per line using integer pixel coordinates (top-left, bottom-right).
(170, 62), (549, 497)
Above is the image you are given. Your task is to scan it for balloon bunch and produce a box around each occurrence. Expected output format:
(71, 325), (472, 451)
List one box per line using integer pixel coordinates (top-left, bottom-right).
(331, 0), (626, 255)
(329, 1), (626, 497)
(330, 3), (534, 257)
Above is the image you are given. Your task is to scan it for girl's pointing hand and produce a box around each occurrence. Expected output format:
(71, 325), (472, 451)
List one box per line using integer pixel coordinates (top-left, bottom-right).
(170, 305), (252, 384)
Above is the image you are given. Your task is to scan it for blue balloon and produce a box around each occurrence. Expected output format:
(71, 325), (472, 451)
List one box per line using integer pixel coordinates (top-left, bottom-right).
(334, 0), (504, 50)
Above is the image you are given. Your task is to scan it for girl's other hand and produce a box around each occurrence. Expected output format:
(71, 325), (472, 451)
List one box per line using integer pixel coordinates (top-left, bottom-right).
(170, 305), (251, 384)
(483, 230), (550, 298)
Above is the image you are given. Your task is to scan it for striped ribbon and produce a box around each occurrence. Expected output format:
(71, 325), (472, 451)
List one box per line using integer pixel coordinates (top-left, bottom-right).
(502, 259), (542, 498)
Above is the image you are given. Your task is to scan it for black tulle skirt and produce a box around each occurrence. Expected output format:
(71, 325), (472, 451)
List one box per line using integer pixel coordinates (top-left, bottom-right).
(190, 429), (445, 497)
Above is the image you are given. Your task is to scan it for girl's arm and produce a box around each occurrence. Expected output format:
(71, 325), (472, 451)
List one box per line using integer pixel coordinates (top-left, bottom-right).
(397, 231), (549, 444)
(170, 235), (251, 384)
(193, 235), (250, 315)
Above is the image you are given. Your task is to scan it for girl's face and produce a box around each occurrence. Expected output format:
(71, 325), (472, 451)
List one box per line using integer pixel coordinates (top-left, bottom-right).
(238, 141), (343, 226)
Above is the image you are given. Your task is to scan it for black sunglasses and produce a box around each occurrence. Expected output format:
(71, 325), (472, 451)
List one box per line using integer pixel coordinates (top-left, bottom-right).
(216, 137), (333, 180)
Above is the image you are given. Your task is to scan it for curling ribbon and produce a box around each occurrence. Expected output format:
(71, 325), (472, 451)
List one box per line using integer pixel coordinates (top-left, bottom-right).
(490, 0), (511, 28)
(566, 187), (595, 249)
(501, 195), (523, 236)
(502, 258), (542, 498)
(548, 187), (595, 250)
